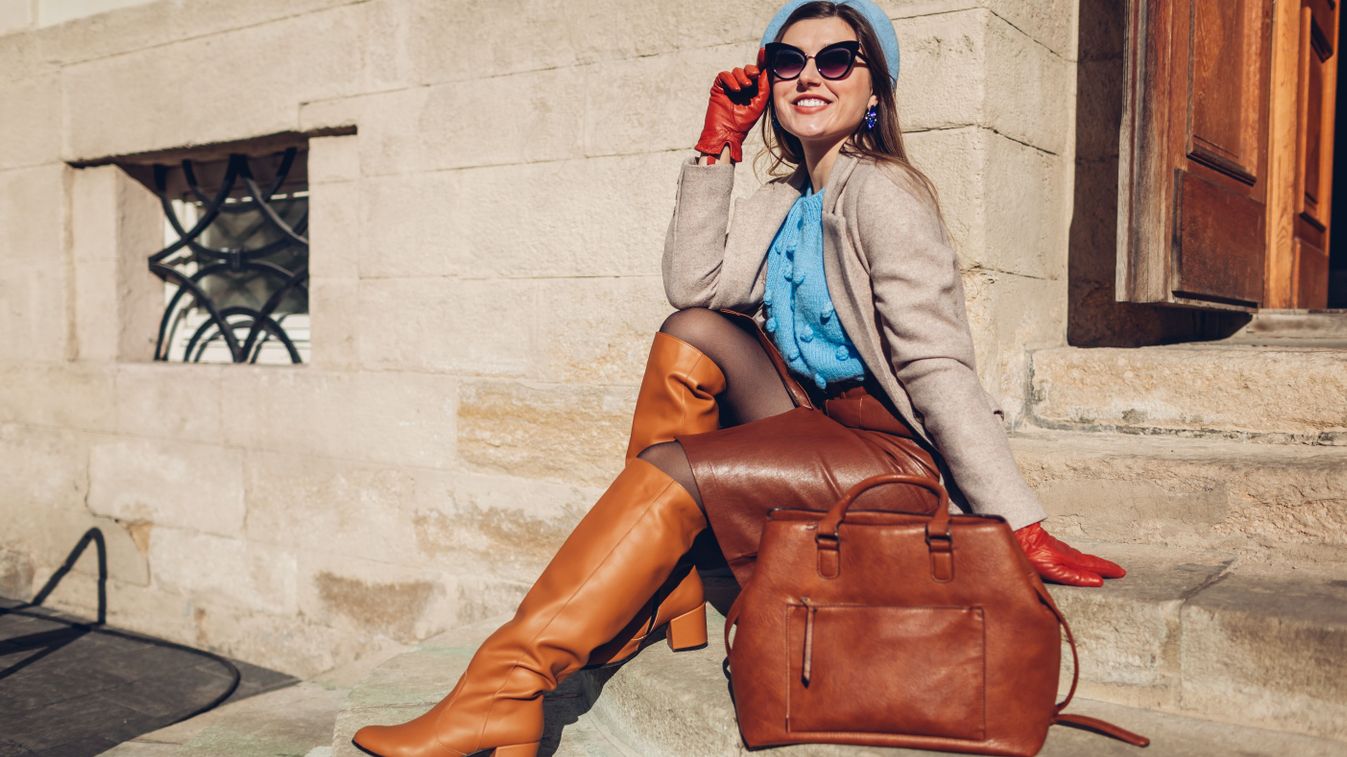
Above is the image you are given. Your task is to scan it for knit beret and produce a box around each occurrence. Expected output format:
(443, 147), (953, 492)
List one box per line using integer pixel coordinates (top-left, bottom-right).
(760, 0), (901, 85)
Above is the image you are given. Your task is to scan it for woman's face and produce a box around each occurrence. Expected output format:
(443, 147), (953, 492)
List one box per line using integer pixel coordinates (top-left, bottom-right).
(770, 16), (878, 151)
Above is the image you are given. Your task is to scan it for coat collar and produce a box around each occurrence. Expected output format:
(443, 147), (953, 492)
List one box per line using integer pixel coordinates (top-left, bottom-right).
(709, 152), (866, 313)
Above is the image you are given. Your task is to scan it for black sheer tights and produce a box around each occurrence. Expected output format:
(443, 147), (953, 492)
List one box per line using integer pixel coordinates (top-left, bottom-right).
(634, 308), (798, 514)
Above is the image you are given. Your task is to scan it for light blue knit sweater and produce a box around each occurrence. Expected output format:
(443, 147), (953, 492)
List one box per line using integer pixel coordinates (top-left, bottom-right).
(762, 185), (869, 390)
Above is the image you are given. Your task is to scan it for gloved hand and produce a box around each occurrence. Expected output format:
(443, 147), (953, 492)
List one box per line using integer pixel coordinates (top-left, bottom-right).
(695, 47), (770, 164)
(1014, 521), (1126, 588)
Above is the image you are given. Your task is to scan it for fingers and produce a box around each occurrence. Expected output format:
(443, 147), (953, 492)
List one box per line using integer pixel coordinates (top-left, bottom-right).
(1068, 552), (1127, 578)
(1035, 559), (1104, 588)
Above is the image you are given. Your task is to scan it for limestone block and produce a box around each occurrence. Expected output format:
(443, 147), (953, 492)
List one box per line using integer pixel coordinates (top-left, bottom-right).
(219, 367), (459, 469)
(900, 8), (1070, 155)
(457, 379), (633, 488)
(44, 0), (360, 67)
(0, 548), (34, 597)
(296, 552), (458, 646)
(308, 180), (360, 280)
(580, 43), (743, 158)
(0, 363), (117, 431)
(36, 0), (156, 28)
(60, 1), (374, 161)
(147, 526), (298, 616)
(308, 134), (360, 185)
(72, 259), (122, 363)
(454, 151), (687, 279)
(175, 593), (371, 678)
(0, 163), (63, 266)
(0, 424), (149, 589)
(88, 436), (246, 536)
(242, 450), (448, 566)
(414, 67), (586, 171)
(1046, 550), (1230, 710)
(1029, 345), (1347, 441)
(907, 126), (1068, 285)
(355, 276), (532, 375)
(0, 73), (59, 169)
(529, 276), (674, 381)
(113, 361), (224, 443)
(0, 258), (69, 362)
(307, 276), (359, 369)
(981, 127), (1069, 280)
(1011, 430), (1347, 570)
(961, 271), (1065, 425)
(299, 88), (430, 179)
(357, 171), (467, 279)
(435, 470), (609, 576)
(402, 0), (783, 86)
(68, 164), (164, 362)
(1180, 574), (1347, 739)
(983, 0), (1078, 59)
(0, 0), (34, 36)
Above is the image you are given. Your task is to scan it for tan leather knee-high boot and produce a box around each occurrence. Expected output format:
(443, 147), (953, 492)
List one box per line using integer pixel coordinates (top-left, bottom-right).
(585, 331), (727, 668)
(351, 457), (707, 757)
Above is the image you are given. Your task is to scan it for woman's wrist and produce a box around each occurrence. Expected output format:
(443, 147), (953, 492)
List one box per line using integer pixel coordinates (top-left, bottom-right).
(696, 146), (733, 165)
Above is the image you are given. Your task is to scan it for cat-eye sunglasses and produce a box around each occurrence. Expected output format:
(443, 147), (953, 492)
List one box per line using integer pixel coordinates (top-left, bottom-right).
(763, 40), (867, 81)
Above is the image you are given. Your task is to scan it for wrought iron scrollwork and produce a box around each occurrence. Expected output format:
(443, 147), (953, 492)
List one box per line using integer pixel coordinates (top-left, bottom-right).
(148, 148), (309, 363)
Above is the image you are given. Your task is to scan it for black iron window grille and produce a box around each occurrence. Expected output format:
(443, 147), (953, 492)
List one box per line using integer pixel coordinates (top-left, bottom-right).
(148, 148), (310, 364)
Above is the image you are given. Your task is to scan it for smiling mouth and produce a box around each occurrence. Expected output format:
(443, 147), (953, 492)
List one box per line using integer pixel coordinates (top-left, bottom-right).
(794, 97), (830, 109)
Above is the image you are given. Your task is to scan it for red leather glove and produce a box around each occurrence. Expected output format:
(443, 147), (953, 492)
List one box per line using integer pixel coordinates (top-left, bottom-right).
(695, 47), (770, 164)
(1014, 522), (1126, 588)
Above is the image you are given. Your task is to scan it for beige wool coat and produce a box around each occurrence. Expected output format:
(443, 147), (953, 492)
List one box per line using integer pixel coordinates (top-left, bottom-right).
(661, 150), (1048, 531)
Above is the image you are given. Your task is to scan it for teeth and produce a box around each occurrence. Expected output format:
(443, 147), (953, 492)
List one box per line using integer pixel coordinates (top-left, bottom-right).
(797, 98), (828, 106)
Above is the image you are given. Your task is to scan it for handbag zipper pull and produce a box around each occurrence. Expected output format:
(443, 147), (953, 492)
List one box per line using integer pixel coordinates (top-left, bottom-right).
(801, 596), (817, 685)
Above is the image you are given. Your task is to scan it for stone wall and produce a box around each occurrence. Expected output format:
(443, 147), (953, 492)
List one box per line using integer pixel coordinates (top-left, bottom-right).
(0, 0), (1079, 676)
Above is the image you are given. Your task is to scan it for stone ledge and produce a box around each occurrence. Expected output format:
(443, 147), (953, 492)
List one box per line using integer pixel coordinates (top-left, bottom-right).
(1009, 428), (1347, 571)
(330, 545), (1347, 754)
(1029, 345), (1347, 443)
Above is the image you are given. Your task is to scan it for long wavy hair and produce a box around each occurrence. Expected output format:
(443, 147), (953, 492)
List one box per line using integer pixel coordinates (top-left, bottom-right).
(755, 2), (946, 228)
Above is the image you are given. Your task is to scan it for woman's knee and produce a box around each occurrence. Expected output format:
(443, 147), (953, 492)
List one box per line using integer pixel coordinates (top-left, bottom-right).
(659, 307), (733, 352)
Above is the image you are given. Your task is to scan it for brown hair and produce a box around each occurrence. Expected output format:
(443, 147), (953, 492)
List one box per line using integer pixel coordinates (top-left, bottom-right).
(755, 1), (946, 227)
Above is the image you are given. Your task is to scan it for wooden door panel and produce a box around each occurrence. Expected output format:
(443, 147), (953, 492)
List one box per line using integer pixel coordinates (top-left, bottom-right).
(1190, 0), (1266, 183)
(1174, 168), (1267, 304)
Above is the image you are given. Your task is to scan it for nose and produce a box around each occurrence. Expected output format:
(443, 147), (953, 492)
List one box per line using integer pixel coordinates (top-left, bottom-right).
(797, 56), (824, 86)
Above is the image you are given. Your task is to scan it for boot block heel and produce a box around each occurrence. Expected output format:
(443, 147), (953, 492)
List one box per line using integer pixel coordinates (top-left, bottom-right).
(665, 602), (708, 651)
(491, 742), (540, 757)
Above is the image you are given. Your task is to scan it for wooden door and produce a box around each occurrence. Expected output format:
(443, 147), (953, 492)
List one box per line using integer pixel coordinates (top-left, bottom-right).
(1118, 0), (1276, 310)
(1267, 0), (1340, 308)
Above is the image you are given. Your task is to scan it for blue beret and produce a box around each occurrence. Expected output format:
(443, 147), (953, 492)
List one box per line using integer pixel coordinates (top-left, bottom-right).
(761, 0), (901, 86)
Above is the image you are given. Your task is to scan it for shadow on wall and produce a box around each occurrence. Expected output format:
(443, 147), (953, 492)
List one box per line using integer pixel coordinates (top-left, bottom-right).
(1067, 0), (1248, 347)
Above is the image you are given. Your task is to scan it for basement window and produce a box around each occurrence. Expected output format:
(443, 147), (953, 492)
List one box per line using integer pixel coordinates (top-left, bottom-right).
(148, 147), (310, 364)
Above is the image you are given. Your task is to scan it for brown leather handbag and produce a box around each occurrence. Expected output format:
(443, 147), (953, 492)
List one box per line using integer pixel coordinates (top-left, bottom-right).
(722, 474), (1150, 756)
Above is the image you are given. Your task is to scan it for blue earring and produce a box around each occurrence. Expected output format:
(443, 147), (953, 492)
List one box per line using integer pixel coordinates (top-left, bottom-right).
(864, 104), (877, 130)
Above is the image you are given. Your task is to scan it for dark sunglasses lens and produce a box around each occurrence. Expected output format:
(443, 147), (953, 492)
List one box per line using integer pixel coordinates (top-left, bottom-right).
(816, 47), (855, 78)
(771, 50), (806, 79)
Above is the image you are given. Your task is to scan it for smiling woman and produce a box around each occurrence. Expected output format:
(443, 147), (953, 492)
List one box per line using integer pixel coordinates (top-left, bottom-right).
(348, 3), (1129, 756)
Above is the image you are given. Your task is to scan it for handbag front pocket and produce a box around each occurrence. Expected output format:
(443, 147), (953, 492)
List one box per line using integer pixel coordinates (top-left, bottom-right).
(785, 602), (986, 741)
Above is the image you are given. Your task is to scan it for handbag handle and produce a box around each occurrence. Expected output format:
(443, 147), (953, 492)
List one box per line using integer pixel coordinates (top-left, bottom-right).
(816, 473), (950, 543)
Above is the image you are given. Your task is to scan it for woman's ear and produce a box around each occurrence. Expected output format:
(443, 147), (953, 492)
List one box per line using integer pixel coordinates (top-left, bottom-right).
(868, 94), (878, 109)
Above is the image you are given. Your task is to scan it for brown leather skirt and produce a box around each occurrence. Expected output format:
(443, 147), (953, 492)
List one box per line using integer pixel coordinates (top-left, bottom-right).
(674, 309), (944, 586)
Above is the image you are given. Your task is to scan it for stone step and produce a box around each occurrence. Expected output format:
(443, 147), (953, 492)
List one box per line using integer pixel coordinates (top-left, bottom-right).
(1027, 344), (1347, 444)
(330, 547), (1347, 755)
(1008, 428), (1347, 572)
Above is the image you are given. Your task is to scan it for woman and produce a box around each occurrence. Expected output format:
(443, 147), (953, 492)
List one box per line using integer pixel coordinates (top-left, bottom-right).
(353, 2), (1124, 755)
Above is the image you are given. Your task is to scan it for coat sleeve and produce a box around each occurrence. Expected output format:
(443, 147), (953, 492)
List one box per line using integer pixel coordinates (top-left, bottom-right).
(855, 165), (1047, 531)
(662, 155), (736, 309)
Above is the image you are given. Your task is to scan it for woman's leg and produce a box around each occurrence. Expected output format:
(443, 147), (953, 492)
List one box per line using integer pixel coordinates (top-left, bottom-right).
(352, 457), (706, 757)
